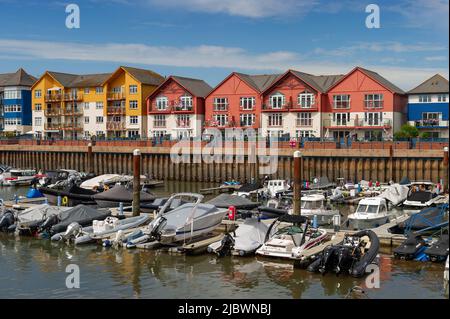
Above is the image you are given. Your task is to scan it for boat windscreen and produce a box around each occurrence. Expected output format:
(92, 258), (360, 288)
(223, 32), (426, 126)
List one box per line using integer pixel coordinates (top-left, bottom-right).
(357, 204), (379, 213)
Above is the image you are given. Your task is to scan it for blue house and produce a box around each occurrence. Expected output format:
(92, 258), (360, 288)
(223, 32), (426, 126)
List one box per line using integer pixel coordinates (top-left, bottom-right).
(0, 69), (36, 136)
(407, 74), (449, 139)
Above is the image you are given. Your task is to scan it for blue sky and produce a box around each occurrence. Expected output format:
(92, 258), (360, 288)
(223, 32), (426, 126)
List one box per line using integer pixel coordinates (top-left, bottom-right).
(0, 0), (448, 90)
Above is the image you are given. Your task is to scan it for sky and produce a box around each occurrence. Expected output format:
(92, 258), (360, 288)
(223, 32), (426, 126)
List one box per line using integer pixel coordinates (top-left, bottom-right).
(0, 0), (448, 90)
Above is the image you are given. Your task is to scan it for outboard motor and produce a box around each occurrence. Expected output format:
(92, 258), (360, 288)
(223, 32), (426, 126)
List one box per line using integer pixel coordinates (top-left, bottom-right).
(214, 233), (235, 257)
(62, 222), (82, 240)
(39, 214), (59, 233)
(0, 211), (15, 231)
(149, 216), (167, 241)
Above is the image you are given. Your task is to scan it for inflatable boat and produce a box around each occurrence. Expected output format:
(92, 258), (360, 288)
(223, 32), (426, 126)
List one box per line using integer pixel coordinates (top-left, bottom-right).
(393, 234), (427, 260)
(307, 230), (380, 277)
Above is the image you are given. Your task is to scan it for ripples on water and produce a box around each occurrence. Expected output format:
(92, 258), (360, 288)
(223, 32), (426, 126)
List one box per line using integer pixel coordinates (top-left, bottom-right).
(0, 184), (447, 299)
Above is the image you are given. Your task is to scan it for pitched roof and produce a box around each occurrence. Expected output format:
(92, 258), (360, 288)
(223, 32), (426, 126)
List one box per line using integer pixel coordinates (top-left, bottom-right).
(0, 68), (37, 87)
(325, 67), (405, 94)
(289, 70), (345, 92)
(356, 67), (405, 94)
(47, 71), (111, 88)
(120, 66), (165, 86)
(234, 73), (281, 92)
(408, 74), (449, 94)
(171, 76), (213, 97)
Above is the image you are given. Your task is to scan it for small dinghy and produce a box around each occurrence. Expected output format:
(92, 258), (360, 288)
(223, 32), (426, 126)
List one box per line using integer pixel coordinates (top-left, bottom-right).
(13, 204), (71, 235)
(41, 204), (111, 236)
(307, 230), (380, 277)
(425, 234), (449, 262)
(51, 214), (151, 244)
(93, 184), (156, 208)
(208, 216), (271, 256)
(39, 184), (98, 206)
(206, 194), (260, 210)
(256, 215), (327, 260)
(393, 234), (427, 260)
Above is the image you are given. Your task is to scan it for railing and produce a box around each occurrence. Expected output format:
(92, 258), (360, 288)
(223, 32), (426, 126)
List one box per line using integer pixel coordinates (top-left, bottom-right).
(45, 94), (83, 102)
(107, 92), (126, 100)
(61, 123), (83, 131)
(204, 120), (234, 128)
(106, 122), (126, 130)
(364, 101), (384, 109)
(173, 105), (193, 112)
(262, 103), (290, 111)
(44, 123), (61, 130)
(45, 94), (63, 102)
(107, 107), (126, 115)
(63, 108), (83, 116)
(323, 119), (391, 127)
(415, 119), (448, 127)
(63, 94), (83, 101)
(44, 109), (62, 117)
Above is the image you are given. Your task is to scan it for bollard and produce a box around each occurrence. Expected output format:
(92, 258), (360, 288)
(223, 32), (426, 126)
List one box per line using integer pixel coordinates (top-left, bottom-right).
(333, 214), (341, 232)
(87, 142), (94, 174)
(293, 151), (302, 216)
(44, 197), (48, 205)
(313, 215), (318, 228)
(57, 195), (61, 207)
(119, 202), (124, 216)
(132, 149), (141, 217)
(14, 194), (18, 204)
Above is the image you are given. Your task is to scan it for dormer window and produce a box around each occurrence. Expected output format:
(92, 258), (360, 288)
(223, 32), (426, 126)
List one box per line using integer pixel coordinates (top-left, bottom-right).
(180, 94), (193, 110)
(156, 96), (168, 110)
(270, 93), (285, 109)
(298, 91), (315, 108)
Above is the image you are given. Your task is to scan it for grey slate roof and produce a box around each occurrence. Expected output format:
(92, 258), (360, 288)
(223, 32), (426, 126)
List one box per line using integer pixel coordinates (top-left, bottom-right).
(172, 76), (213, 97)
(47, 71), (111, 88)
(357, 67), (405, 94)
(408, 74), (449, 94)
(0, 68), (37, 87)
(235, 73), (282, 92)
(290, 70), (344, 92)
(121, 66), (165, 86)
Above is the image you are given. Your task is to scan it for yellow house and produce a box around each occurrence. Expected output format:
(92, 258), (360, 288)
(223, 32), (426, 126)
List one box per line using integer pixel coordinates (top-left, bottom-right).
(31, 66), (164, 140)
(102, 66), (164, 139)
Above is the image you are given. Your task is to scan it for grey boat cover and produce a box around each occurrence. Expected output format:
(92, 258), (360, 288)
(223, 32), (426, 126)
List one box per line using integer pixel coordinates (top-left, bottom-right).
(17, 204), (70, 224)
(51, 204), (111, 234)
(310, 177), (335, 189)
(379, 184), (409, 206)
(207, 194), (259, 209)
(93, 185), (156, 203)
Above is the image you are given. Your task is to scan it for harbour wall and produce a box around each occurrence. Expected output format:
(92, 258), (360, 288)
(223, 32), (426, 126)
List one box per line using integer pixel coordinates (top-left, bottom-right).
(0, 144), (448, 188)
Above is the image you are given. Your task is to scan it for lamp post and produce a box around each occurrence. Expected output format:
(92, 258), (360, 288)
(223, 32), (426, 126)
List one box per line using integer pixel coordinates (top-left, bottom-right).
(293, 151), (302, 216)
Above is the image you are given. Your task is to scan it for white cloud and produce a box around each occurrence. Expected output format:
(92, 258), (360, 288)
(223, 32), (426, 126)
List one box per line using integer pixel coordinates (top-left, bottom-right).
(425, 56), (448, 62)
(142, 0), (319, 18)
(0, 38), (447, 90)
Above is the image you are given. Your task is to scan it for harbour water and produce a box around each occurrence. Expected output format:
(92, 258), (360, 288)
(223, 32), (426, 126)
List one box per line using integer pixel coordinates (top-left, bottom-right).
(0, 184), (447, 299)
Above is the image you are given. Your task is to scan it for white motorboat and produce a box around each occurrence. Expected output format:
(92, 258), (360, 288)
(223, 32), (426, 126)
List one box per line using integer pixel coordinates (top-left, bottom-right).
(0, 169), (38, 186)
(256, 215), (327, 260)
(298, 194), (340, 225)
(208, 216), (271, 256)
(51, 214), (152, 244)
(347, 197), (390, 230)
(127, 193), (228, 246)
(403, 182), (445, 208)
(265, 180), (290, 198)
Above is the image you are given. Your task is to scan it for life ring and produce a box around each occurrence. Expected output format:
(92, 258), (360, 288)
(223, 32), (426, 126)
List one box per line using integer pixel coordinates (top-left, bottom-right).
(62, 196), (69, 206)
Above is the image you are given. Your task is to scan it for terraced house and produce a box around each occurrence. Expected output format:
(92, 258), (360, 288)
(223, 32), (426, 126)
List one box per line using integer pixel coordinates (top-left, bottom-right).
(31, 66), (164, 140)
(0, 69), (36, 136)
(407, 74), (449, 139)
(147, 76), (212, 139)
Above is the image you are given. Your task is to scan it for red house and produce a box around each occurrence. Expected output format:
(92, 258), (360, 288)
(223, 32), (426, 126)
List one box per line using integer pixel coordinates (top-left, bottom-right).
(204, 72), (280, 133)
(147, 76), (212, 139)
(323, 67), (407, 140)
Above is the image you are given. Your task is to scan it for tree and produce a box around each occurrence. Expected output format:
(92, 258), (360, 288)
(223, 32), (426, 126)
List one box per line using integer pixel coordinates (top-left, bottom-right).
(394, 124), (419, 140)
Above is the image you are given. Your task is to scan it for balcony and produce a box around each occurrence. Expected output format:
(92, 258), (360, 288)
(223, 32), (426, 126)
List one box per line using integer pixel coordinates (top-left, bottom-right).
(63, 108), (83, 116)
(61, 122), (84, 131)
(173, 105), (193, 112)
(106, 121), (126, 131)
(63, 94), (83, 102)
(364, 101), (384, 109)
(323, 119), (392, 128)
(415, 119), (448, 128)
(262, 103), (290, 112)
(44, 123), (61, 130)
(107, 107), (126, 116)
(45, 94), (63, 102)
(107, 92), (126, 101)
(204, 119), (234, 128)
(44, 109), (62, 117)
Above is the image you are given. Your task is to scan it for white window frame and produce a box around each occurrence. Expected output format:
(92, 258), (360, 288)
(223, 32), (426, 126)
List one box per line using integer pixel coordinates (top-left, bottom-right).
(268, 113), (283, 126)
(180, 95), (193, 109)
(156, 96), (168, 110)
(298, 92), (315, 108)
(270, 93), (285, 109)
(364, 94), (384, 108)
(129, 100), (138, 109)
(333, 95), (351, 109)
(96, 102), (104, 109)
(296, 112), (312, 126)
(419, 95), (432, 103)
(95, 87), (103, 94)
(129, 85), (138, 94)
(154, 115), (166, 127)
(35, 117), (42, 126)
(240, 97), (255, 110)
(213, 97), (228, 111)
(240, 113), (256, 126)
(213, 114), (228, 126)
(34, 103), (42, 111)
(96, 116), (104, 124)
(35, 90), (42, 98)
